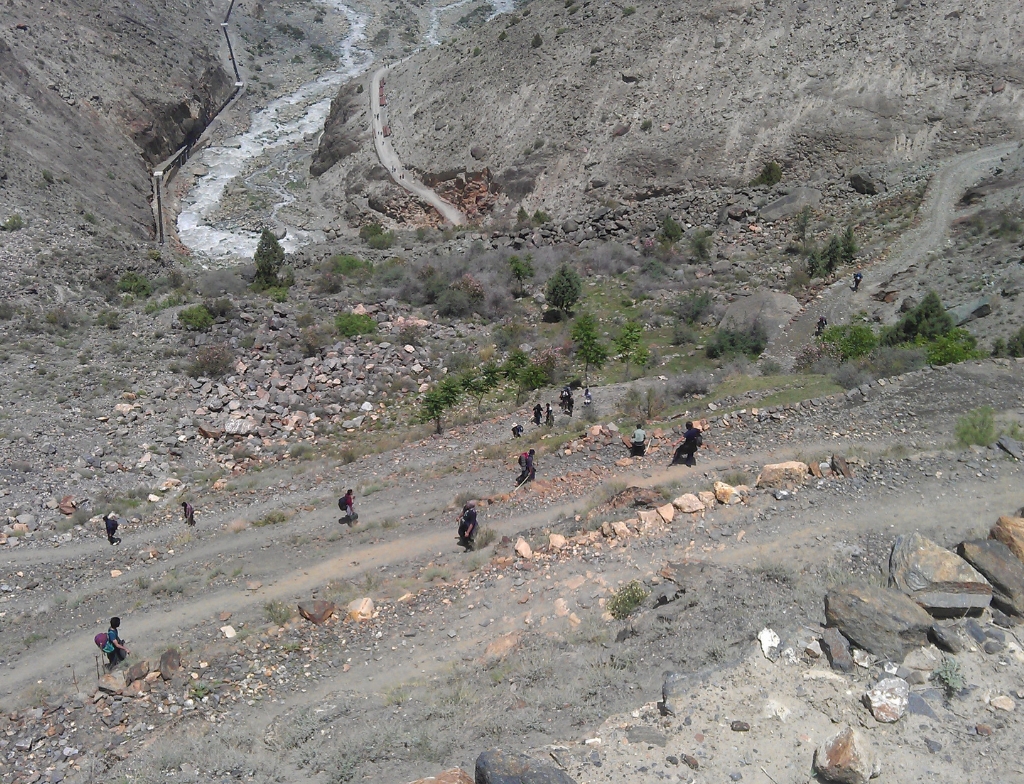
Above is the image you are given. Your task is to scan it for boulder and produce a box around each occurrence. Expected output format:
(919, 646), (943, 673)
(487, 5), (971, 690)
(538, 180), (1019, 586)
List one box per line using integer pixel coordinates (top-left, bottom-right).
(991, 516), (1024, 561)
(672, 494), (705, 514)
(298, 600), (336, 625)
(947, 296), (993, 326)
(821, 627), (854, 672)
(407, 769), (474, 784)
(697, 490), (717, 508)
(824, 585), (933, 659)
(58, 496), (76, 515)
(125, 660), (150, 685)
(996, 435), (1023, 461)
(849, 172), (878, 195)
(889, 532), (992, 616)
(514, 538), (533, 559)
(863, 677), (909, 722)
(831, 454), (853, 478)
(159, 649), (181, 680)
(347, 597), (374, 621)
(548, 533), (566, 551)
(718, 290), (800, 342)
(656, 503), (675, 523)
(957, 539), (1024, 616)
(759, 187), (821, 222)
(197, 424), (224, 440)
(97, 674), (123, 695)
(813, 726), (878, 784)
(756, 461), (809, 488)
(713, 481), (742, 505)
(475, 748), (577, 784)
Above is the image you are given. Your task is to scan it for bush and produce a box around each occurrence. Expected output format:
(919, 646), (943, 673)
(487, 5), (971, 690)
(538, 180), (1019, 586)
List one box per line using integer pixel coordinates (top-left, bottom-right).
(117, 272), (152, 298)
(705, 323), (767, 360)
(677, 290), (712, 324)
(881, 291), (953, 346)
(689, 229), (712, 261)
(545, 263), (583, 314)
(955, 406), (995, 448)
(820, 324), (877, 361)
(331, 254), (372, 277)
(178, 305), (214, 331)
(750, 161), (782, 187)
(335, 313), (377, 337)
(661, 216), (683, 244)
(189, 344), (234, 378)
(607, 580), (649, 619)
(671, 371), (713, 397)
(640, 119), (653, 132)
(671, 320), (698, 346)
(832, 362), (872, 390)
(45, 306), (77, 330)
(925, 327), (984, 365)
(0, 302), (15, 320)
(367, 231), (396, 250)
(95, 309), (121, 331)
(301, 325), (334, 357)
(1008, 326), (1024, 358)
(203, 297), (236, 321)
(437, 288), (472, 318)
(531, 33), (542, 48)
(2, 214), (24, 231)
(862, 345), (927, 377)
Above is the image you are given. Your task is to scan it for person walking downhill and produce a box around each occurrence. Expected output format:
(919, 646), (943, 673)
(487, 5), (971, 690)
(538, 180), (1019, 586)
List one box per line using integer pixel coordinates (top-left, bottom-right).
(457, 500), (478, 550)
(533, 403), (543, 427)
(516, 449), (536, 487)
(545, 404), (555, 427)
(182, 500), (195, 527)
(103, 512), (121, 545)
(852, 270), (863, 292)
(672, 421), (703, 467)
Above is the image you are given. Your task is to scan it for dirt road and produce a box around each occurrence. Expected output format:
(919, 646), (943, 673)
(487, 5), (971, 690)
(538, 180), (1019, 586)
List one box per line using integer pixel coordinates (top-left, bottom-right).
(370, 65), (466, 225)
(769, 142), (1020, 365)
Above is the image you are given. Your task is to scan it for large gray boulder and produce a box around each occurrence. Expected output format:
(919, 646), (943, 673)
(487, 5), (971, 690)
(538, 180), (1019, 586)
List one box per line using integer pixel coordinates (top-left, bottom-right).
(475, 749), (576, 784)
(824, 585), (933, 659)
(889, 532), (992, 616)
(947, 296), (994, 326)
(718, 291), (800, 342)
(758, 187), (821, 222)
(957, 539), (1024, 616)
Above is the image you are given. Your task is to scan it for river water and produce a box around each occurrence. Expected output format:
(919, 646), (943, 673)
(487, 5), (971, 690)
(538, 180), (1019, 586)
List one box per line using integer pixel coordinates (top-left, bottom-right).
(177, 0), (513, 262)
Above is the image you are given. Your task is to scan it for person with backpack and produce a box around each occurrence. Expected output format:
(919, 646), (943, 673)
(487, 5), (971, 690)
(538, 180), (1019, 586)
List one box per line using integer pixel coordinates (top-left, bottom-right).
(181, 500), (195, 527)
(565, 395), (574, 417)
(457, 500), (478, 550)
(672, 421), (703, 466)
(815, 315), (828, 336)
(630, 424), (647, 457)
(516, 449), (536, 486)
(511, 423), (524, 439)
(95, 617), (129, 670)
(339, 489), (357, 523)
(583, 387), (592, 407)
(103, 512), (121, 545)
(533, 404), (543, 427)
(545, 404), (554, 427)
(852, 270), (863, 292)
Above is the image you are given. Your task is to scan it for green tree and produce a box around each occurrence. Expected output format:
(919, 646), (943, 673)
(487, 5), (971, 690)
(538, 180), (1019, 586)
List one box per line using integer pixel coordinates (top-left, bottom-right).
(794, 206), (812, 243)
(820, 324), (877, 361)
(508, 254), (535, 295)
(459, 363), (502, 414)
(514, 363), (549, 403)
(545, 264), (583, 314)
(881, 291), (954, 347)
(1007, 326), (1024, 358)
(660, 216), (683, 245)
(841, 225), (857, 263)
(824, 235), (843, 275)
(253, 229), (286, 290)
(925, 328), (985, 365)
(614, 320), (646, 379)
(418, 376), (463, 434)
(570, 313), (608, 383)
(689, 229), (712, 261)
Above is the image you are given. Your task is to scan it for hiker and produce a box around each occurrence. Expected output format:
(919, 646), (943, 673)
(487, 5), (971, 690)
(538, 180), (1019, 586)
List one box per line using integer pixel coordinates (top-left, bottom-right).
(815, 315), (828, 336)
(559, 386), (572, 412)
(852, 270), (863, 292)
(516, 448), (536, 486)
(99, 617), (129, 670)
(566, 396), (574, 417)
(533, 403), (543, 426)
(103, 512), (121, 546)
(182, 500), (195, 527)
(630, 423), (647, 457)
(511, 423), (523, 438)
(545, 404), (554, 427)
(583, 387), (592, 407)
(457, 500), (478, 550)
(672, 421), (703, 466)
(339, 489), (357, 522)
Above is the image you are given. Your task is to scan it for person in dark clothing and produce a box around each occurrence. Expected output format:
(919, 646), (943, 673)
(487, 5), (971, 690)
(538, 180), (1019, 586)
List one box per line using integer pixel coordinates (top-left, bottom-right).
(545, 404), (554, 427)
(339, 489), (357, 522)
(852, 270), (863, 292)
(672, 421), (703, 466)
(103, 512), (121, 545)
(511, 423), (524, 438)
(457, 501), (478, 550)
(566, 396), (574, 417)
(516, 449), (536, 486)
(182, 501), (195, 527)
(815, 315), (828, 336)
(533, 404), (543, 426)
(105, 617), (129, 669)
(583, 387), (592, 406)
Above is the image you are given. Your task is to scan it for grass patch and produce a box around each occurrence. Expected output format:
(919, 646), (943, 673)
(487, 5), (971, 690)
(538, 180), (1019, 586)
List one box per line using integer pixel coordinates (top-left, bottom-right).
(253, 510), (289, 527)
(421, 565), (451, 582)
(607, 580), (648, 620)
(955, 406), (995, 448)
(264, 600), (293, 625)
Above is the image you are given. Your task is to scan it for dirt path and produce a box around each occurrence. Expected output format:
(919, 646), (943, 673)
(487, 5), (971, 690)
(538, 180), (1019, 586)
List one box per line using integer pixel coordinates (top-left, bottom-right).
(369, 65), (466, 225)
(769, 142), (1020, 365)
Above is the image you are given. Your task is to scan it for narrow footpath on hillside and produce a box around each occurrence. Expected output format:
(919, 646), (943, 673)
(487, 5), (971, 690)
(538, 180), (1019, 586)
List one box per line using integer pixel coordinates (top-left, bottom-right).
(769, 142), (1020, 365)
(369, 65), (466, 225)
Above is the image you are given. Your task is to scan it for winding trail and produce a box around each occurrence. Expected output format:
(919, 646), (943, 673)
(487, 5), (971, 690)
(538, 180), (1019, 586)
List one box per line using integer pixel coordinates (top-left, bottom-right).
(370, 65), (466, 225)
(769, 142), (1020, 364)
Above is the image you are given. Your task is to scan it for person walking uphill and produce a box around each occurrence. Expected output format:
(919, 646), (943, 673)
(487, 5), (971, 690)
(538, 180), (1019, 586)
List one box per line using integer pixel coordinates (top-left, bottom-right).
(94, 616), (130, 670)
(516, 449), (536, 487)
(672, 421), (703, 466)
(533, 403), (543, 427)
(457, 500), (478, 550)
(182, 500), (195, 527)
(103, 512), (121, 545)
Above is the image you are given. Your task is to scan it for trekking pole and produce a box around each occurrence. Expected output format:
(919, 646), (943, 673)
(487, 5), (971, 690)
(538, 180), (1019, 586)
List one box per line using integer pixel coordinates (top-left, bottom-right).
(94, 654), (100, 680)
(69, 663), (78, 692)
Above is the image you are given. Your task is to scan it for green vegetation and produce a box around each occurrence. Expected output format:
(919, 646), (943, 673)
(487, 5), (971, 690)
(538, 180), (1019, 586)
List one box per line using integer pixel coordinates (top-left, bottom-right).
(607, 580), (648, 619)
(178, 304), (214, 331)
(689, 228), (712, 261)
(331, 254), (372, 277)
(676, 290), (712, 325)
(531, 33), (542, 48)
(622, 6), (636, 16)
(706, 324), (767, 360)
(418, 376), (463, 434)
(1, 214), (24, 231)
(934, 655), (964, 697)
(459, 363), (502, 413)
(1007, 326), (1024, 358)
(335, 312), (378, 337)
(264, 600), (293, 625)
(881, 291), (953, 346)
(925, 328), (984, 365)
(508, 254), (535, 295)
(614, 321), (649, 380)
(954, 406), (996, 448)
(545, 264), (583, 315)
(660, 215), (683, 245)
(189, 344), (234, 379)
(750, 160), (782, 187)
(820, 324), (877, 361)
(640, 119), (653, 132)
(359, 222), (396, 250)
(95, 310), (121, 331)
(253, 229), (288, 291)
(254, 510), (288, 527)
(117, 272), (152, 298)
(571, 313), (609, 382)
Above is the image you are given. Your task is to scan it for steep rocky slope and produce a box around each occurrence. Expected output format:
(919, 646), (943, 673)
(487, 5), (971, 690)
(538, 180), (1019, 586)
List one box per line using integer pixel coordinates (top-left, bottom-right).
(369, 0), (1024, 220)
